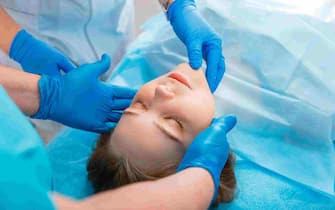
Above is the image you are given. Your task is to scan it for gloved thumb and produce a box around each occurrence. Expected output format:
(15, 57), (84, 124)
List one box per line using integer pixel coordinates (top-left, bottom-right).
(212, 115), (237, 133)
(91, 54), (112, 78)
(188, 40), (203, 69)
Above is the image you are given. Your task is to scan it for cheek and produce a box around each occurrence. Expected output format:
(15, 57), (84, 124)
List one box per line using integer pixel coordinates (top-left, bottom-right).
(186, 93), (214, 124)
(133, 140), (184, 172)
(179, 92), (214, 141)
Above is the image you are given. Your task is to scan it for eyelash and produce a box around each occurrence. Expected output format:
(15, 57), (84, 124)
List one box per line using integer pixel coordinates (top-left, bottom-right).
(166, 116), (183, 129)
(135, 101), (147, 109)
(175, 119), (183, 129)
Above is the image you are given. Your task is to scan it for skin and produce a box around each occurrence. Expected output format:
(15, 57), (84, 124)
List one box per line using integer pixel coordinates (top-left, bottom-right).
(55, 168), (213, 210)
(0, 6), (22, 54)
(110, 63), (215, 172)
(158, 0), (175, 9)
(0, 65), (41, 115)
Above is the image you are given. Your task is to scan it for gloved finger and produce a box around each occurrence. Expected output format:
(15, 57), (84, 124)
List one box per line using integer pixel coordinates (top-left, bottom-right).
(187, 39), (203, 69)
(111, 98), (133, 110)
(212, 115), (237, 133)
(205, 47), (222, 93)
(91, 54), (111, 78)
(99, 122), (117, 133)
(213, 56), (226, 92)
(107, 112), (122, 122)
(112, 86), (137, 99)
(59, 56), (77, 73)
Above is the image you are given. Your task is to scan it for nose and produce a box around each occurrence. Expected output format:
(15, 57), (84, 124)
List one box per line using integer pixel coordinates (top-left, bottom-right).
(154, 84), (175, 100)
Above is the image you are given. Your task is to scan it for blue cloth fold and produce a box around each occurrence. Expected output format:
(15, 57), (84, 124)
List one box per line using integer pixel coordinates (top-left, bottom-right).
(47, 128), (98, 199)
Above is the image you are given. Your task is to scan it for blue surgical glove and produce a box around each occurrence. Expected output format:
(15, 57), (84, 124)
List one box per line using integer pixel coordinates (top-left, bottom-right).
(177, 115), (237, 205)
(9, 30), (75, 76)
(168, 0), (225, 92)
(33, 54), (136, 133)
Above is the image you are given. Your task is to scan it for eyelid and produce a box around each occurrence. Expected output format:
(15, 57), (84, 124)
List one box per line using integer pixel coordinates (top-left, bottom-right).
(174, 118), (183, 129)
(132, 101), (147, 110)
(165, 116), (184, 129)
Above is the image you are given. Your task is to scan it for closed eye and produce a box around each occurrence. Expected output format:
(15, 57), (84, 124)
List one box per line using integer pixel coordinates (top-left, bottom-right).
(132, 101), (147, 110)
(174, 118), (183, 129)
(165, 116), (184, 130)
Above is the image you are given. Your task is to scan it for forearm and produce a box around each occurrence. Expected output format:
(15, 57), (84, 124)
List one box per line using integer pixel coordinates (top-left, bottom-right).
(0, 6), (22, 54)
(56, 168), (213, 210)
(0, 65), (40, 115)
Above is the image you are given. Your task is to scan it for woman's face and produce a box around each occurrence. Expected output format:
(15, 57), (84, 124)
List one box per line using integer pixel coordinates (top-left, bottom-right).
(109, 63), (215, 172)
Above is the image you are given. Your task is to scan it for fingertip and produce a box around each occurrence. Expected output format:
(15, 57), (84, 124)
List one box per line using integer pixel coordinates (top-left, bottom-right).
(223, 115), (237, 132)
(101, 122), (117, 133)
(209, 82), (216, 93)
(90, 54), (111, 77)
(208, 75), (219, 93)
(189, 59), (202, 70)
(188, 41), (203, 70)
(110, 98), (133, 110)
(127, 88), (137, 97)
(211, 118), (218, 124)
(101, 54), (111, 66)
(215, 115), (237, 133)
(112, 86), (138, 98)
(211, 56), (226, 93)
(101, 53), (109, 60)
(108, 112), (122, 122)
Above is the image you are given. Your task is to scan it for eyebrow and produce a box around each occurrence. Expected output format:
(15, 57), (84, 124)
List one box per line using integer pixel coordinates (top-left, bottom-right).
(153, 121), (182, 144)
(123, 109), (182, 144)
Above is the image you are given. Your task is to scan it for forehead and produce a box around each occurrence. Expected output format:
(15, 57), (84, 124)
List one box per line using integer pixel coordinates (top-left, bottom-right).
(110, 112), (183, 171)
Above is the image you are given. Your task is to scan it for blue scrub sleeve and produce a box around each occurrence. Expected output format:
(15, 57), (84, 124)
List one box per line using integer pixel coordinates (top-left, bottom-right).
(0, 86), (55, 210)
(0, 150), (55, 210)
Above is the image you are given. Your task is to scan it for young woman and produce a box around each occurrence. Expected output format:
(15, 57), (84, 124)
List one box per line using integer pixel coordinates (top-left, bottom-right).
(88, 63), (236, 205)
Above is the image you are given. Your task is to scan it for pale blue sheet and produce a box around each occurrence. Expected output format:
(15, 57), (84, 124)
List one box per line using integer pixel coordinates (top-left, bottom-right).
(47, 0), (335, 208)
(217, 155), (335, 210)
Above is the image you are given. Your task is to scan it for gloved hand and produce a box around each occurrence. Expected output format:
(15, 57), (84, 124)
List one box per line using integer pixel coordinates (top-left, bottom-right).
(9, 30), (75, 76)
(168, 0), (225, 92)
(33, 54), (136, 133)
(177, 115), (237, 205)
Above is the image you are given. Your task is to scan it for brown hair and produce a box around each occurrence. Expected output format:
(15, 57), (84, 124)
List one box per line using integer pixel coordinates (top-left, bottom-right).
(87, 133), (236, 205)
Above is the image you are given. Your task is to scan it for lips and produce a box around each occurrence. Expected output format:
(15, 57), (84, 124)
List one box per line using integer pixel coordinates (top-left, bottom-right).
(168, 72), (191, 89)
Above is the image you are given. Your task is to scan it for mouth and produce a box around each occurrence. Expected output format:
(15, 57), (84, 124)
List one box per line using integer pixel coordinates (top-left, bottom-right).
(168, 72), (192, 89)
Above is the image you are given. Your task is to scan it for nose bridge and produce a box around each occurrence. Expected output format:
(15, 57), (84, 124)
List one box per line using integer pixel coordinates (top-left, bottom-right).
(154, 84), (175, 101)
